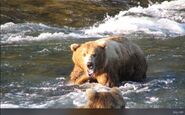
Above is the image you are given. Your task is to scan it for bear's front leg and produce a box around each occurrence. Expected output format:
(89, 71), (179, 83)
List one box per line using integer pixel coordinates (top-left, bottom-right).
(96, 73), (117, 87)
(75, 74), (89, 85)
(96, 73), (108, 86)
(69, 65), (84, 84)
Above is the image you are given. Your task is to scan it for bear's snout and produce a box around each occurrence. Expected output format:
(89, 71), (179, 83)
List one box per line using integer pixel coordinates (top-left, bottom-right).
(87, 62), (93, 69)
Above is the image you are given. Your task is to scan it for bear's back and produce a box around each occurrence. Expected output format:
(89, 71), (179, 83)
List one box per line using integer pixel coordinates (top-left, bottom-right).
(96, 36), (131, 63)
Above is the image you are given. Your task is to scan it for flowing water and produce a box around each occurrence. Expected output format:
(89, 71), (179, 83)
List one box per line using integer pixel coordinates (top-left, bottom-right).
(1, 0), (185, 108)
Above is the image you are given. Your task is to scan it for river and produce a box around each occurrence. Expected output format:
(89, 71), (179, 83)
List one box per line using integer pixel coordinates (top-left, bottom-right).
(1, 0), (185, 108)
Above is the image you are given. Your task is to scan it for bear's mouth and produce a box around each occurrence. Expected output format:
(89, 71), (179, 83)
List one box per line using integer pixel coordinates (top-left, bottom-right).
(87, 69), (94, 78)
(86, 62), (95, 78)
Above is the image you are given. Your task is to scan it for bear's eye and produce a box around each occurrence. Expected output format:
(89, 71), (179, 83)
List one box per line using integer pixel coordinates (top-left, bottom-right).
(83, 53), (86, 57)
(92, 54), (96, 57)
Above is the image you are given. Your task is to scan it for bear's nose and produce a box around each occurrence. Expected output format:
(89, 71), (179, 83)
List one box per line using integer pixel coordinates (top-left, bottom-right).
(87, 62), (93, 69)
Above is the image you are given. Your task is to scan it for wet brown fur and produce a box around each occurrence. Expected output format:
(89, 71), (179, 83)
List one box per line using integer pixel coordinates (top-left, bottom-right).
(84, 87), (125, 109)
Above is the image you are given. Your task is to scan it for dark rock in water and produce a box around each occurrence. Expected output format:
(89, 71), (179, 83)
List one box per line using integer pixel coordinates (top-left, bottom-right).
(0, 0), (166, 27)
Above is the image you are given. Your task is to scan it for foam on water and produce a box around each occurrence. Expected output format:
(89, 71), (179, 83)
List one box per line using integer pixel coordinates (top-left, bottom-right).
(85, 0), (185, 37)
(145, 97), (159, 104)
(0, 22), (103, 44)
(1, 75), (176, 108)
(1, 104), (20, 108)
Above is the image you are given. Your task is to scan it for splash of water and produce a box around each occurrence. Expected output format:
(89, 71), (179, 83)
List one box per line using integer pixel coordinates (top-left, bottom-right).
(84, 0), (185, 37)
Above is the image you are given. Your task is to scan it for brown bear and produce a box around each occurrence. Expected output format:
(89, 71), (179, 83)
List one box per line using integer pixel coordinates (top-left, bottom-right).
(83, 87), (125, 109)
(69, 36), (147, 87)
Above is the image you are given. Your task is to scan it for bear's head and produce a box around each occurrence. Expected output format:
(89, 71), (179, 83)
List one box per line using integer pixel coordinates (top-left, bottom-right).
(85, 87), (125, 108)
(70, 40), (106, 78)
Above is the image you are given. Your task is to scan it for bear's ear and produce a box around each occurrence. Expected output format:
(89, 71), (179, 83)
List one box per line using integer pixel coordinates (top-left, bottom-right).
(97, 41), (106, 48)
(70, 43), (80, 51)
(86, 88), (97, 100)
